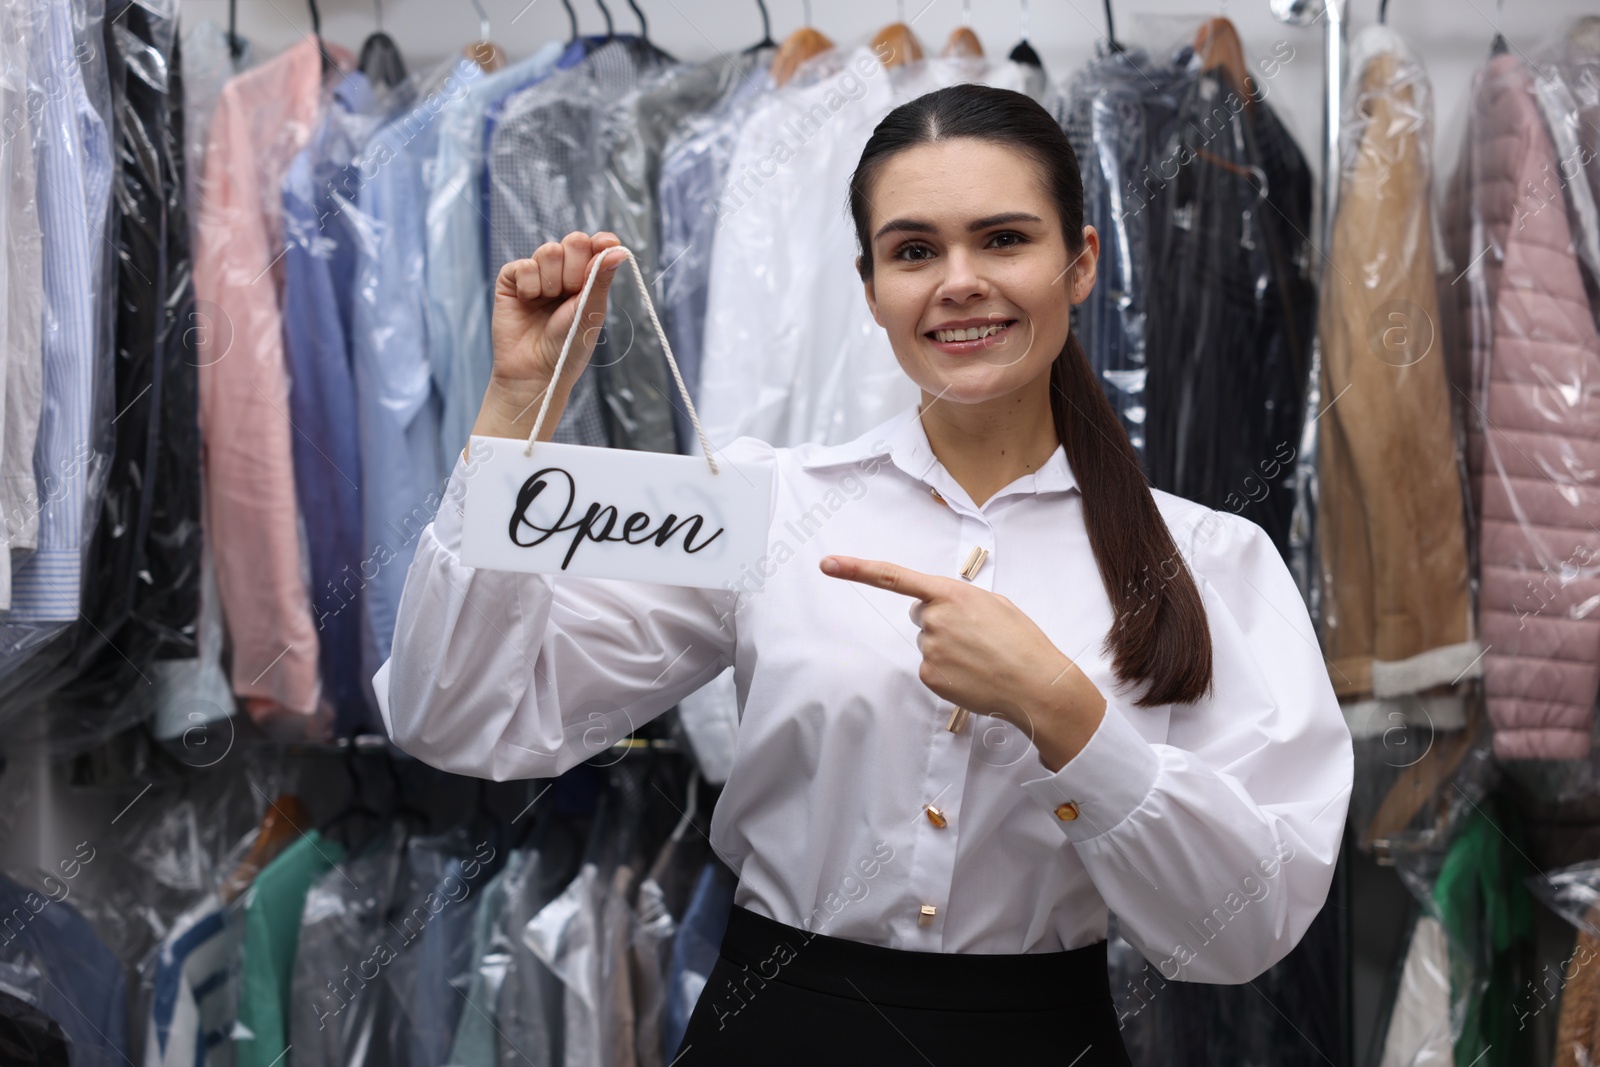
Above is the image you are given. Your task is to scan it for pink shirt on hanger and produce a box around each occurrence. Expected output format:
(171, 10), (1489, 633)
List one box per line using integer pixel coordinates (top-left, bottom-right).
(193, 38), (351, 736)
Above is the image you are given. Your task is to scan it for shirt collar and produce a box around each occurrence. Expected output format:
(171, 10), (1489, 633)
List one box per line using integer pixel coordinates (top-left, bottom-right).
(796, 402), (1079, 503)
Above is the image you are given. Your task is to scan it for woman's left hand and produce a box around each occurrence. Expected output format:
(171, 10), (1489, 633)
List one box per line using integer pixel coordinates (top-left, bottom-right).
(820, 554), (1107, 772)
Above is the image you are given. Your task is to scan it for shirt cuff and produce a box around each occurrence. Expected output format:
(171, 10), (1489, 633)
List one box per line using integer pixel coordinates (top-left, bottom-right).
(432, 450), (474, 555)
(1020, 698), (1161, 844)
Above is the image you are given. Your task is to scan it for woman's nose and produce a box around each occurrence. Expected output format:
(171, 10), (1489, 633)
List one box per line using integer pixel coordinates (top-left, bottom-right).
(933, 248), (988, 303)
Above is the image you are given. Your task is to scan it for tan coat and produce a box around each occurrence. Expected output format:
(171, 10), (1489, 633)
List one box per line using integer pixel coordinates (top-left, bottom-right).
(1318, 36), (1479, 703)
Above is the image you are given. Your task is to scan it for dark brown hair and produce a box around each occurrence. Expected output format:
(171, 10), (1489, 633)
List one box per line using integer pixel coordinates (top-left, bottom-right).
(848, 84), (1213, 707)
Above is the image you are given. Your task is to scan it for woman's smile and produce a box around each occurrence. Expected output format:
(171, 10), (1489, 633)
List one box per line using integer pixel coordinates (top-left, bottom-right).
(924, 316), (1020, 355)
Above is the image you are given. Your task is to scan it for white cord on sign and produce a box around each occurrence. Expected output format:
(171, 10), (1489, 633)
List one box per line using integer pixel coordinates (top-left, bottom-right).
(524, 245), (720, 476)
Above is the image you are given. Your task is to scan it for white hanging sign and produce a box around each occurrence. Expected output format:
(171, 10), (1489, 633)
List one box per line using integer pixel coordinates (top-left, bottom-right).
(457, 246), (772, 588)
(459, 435), (772, 587)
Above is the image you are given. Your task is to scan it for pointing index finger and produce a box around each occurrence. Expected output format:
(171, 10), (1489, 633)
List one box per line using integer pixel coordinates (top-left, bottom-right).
(821, 555), (948, 601)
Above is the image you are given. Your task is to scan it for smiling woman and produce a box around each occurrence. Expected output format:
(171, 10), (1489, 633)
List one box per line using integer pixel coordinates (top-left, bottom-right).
(378, 82), (1351, 1067)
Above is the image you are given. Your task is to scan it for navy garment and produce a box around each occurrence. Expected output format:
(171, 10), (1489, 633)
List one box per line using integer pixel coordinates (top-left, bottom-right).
(282, 73), (378, 733)
(0, 875), (129, 1067)
(662, 858), (736, 1063)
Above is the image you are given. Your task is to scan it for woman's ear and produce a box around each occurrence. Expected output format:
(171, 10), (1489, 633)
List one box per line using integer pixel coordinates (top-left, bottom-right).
(859, 256), (883, 326)
(1068, 225), (1101, 305)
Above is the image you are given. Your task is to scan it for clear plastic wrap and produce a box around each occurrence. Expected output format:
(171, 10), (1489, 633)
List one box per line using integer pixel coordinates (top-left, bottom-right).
(1443, 30), (1600, 762)
(486, 37), (671, 450)
(1528, 858), (1600, 1065)
(0, 0), (115, 695)
(0, 0), (198, 755)
(1318, 26), (1480, 729)
(697, 50), (1041, 451)
(596, 54), (759, 455)
(657, 55), (774, 456)
(1381, 794), (1538, 1067)
(1063, 43), (1192, 460)
(1137, 37), (1318, 560)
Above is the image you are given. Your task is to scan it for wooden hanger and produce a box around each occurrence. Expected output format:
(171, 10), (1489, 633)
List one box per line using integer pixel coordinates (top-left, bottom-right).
(464, 0), (505, 71)
(1194, 17), (1254, 115)
(772, 0), (832, 86)
(219, 794), (311, 903)
(871, 1), (925, 70)
(944, 0), (982, 57)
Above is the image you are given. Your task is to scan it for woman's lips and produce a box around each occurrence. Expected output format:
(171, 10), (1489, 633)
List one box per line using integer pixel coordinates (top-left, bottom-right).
(924, 319), (1019, 355)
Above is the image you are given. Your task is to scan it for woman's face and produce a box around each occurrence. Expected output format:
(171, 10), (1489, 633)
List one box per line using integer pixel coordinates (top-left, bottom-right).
(859, 138), (1098, 408)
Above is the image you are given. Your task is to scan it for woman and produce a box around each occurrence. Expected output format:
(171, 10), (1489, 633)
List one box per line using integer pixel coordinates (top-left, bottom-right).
(376, 84), (1352, 1065)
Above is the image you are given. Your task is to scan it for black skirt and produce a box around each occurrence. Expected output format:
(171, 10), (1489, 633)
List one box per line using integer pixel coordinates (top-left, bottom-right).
(672, 905), (1134, 1066)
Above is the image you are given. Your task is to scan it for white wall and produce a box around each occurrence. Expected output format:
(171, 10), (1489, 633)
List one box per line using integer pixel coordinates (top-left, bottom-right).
(180, 0), (1597, 194)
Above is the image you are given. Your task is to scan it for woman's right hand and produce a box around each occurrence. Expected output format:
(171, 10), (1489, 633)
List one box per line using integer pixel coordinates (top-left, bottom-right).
(472, 231), (627, 449)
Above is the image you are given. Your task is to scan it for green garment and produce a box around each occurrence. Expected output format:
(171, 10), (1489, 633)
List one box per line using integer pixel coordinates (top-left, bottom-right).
(235, 830), (347, 1067)
(1432, 797), (1534, 1067)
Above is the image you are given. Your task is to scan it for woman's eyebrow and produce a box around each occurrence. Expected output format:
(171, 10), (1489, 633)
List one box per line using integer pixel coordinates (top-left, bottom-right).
(872, 211), (1045, 241)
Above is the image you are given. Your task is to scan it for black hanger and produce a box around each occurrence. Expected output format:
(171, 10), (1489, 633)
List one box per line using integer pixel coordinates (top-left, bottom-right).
(226, 0), (244, 61)
(747, 0), (776, 51)
(307, 0), (333, 74)
(1489, 0), (1508, 55)
(625, 0), (675, 61)
(1102, 0), (1125, 54)
(560, 0), (580, 44)
(1378, 0), (1390, 24)
(358, 0), (407, 88)
(594, 0), (616, 40)
(1009, 0), (1042, 69)
(318, 746), (384, 853)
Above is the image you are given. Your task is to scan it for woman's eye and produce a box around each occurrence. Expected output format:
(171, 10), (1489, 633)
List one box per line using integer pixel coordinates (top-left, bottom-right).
(892, 242), (934, 262)
(989, 231), (1026, 249)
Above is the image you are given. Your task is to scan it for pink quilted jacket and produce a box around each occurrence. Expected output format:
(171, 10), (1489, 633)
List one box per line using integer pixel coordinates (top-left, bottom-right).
(1450, 53), (1600, 760)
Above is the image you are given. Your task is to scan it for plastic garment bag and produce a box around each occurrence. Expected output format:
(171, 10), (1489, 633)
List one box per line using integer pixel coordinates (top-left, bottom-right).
(656, 58), (775, 457)
(1387, 798), (1536, 1067)
(443, 850), (527, 1067)
(0, 0), (199, 753)
(1376, 912), (1454, 1067)
(1, 0), (43, 612)
(88, 0), (202, 682)
(280, 71), (391, 735)
(1140, 46), (1318, 560)
(487, 37), (673, 450)
(1316, 26), (1480, 714)
(1441, 39), (1600, 761)
(290, 822), (411, 1067)
(697, 51), (1040, 451)
(1063, 44), (1192, 459)
(1526, 864), (1600, 1065)
(0, 0), (113, 687)
(595, 54), (761, 455)
(147, 18), (257, 746)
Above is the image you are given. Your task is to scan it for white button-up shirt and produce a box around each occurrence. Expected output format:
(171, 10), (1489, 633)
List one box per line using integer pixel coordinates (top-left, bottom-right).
(374, 402), (1353, 982)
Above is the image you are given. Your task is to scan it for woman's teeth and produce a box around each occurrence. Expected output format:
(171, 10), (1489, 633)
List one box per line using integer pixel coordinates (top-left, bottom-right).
(933, 323), (1010, 343)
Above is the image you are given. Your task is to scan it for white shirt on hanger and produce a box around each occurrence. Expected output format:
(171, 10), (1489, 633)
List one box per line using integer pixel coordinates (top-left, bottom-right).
(374, 400), (1352, 982)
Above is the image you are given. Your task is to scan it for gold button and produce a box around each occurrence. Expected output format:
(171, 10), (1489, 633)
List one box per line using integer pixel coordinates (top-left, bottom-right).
(1054, 802), (1080, 822)
(958, 545), (988, 581)
(925, 805), (947, 829)
(945, 706), (969, 733)
(918, 904), (937, 926)
(931, 487), (948, 507)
